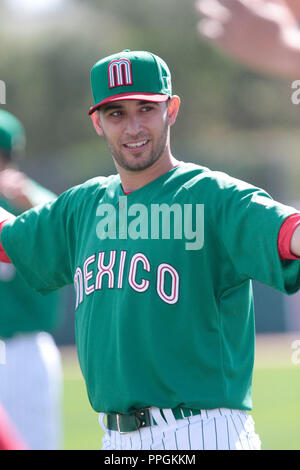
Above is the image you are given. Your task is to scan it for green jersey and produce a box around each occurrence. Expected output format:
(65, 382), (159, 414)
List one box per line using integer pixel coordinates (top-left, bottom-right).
(0, 179), (61, 338)
(1, 163), (300, 413)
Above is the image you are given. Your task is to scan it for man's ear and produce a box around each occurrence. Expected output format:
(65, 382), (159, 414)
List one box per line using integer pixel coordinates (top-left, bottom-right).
(167, 95), (181, 127)
(90, 111), (104, 136)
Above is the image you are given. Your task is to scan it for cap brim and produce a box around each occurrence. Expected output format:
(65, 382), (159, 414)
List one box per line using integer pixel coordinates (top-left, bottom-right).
(88, 92), (170, 115)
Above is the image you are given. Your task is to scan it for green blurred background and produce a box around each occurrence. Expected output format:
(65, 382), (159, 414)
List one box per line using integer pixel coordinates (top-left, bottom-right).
(1, 0), (300, 450)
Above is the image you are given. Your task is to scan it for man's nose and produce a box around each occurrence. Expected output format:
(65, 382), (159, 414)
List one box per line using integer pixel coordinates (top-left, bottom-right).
(125, 114), (143, 135)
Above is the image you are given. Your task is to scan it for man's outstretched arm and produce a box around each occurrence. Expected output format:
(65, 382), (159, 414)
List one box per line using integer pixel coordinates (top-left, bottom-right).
(1, 203), (300, 264)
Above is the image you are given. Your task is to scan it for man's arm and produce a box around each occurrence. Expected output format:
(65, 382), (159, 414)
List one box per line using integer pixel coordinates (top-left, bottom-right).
(0, 168), (55, 211)
(0, 169), (57, 263)
(196, 0), (300, 79)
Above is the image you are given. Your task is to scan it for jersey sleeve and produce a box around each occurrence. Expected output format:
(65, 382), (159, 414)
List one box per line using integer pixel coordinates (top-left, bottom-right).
(206, 172), (300, 295)
(0, 187), (77, 295)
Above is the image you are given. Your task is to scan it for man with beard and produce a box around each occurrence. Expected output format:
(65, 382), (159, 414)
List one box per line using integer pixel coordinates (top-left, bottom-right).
(0, 50), (300, 449)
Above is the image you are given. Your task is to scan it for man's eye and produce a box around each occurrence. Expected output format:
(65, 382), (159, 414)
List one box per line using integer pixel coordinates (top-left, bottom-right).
(141, 106), (153, 112)
(111, 111), (122, 117)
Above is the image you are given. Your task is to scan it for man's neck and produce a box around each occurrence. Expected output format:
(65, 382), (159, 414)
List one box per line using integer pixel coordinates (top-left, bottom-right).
(117, 154), (181, 193)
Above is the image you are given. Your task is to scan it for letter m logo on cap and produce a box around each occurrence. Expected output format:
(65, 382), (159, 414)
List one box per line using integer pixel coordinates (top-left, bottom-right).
(108, 59), (133, 88)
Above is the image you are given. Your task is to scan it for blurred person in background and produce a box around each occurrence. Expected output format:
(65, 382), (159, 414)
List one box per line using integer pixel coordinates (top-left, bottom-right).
(196, 0), (300, 80)
(0, 110), (63, 450)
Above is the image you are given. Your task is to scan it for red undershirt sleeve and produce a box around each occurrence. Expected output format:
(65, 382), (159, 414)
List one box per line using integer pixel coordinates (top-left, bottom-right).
(0, 220), (11, 263)
(278, 213), (300, 260)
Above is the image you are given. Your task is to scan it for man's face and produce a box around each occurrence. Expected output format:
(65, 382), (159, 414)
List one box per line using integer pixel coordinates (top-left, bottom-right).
(97, 99), (170, 172)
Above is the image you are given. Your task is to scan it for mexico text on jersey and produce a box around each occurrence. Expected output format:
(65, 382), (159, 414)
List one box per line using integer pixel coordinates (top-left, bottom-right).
(74, 250), (180, 308)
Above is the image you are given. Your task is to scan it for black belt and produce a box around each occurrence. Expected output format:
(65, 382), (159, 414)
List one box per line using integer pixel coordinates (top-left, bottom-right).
(106, 406), (201, 434)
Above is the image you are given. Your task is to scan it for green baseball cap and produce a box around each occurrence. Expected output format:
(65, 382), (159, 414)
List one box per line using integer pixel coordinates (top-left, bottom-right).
(88, 50), (172, 115)
(0, 110), (26, 155)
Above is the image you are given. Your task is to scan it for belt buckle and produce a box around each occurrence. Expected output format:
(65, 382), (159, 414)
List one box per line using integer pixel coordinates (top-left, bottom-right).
(116, 413), (127, 435)
(115, 408), (150, 434)
(136, 408), (149, 428)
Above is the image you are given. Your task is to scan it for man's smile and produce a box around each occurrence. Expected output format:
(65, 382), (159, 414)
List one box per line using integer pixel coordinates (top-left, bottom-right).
(123, 139), (150, 152)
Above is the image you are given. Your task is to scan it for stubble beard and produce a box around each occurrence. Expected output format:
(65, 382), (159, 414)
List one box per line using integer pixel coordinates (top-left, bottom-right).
(104, 120), (169, 172)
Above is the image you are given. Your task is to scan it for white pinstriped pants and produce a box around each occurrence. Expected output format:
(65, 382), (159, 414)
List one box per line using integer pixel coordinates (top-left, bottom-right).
(99, 408), (261, 450)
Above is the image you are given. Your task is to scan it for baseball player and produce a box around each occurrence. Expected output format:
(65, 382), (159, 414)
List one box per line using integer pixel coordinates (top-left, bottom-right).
(0, 110), (63, 450)
(0, 50), (300, 450)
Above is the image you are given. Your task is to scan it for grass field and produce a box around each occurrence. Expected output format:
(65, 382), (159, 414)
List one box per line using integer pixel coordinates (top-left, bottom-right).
(61, 333), (300, 450)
